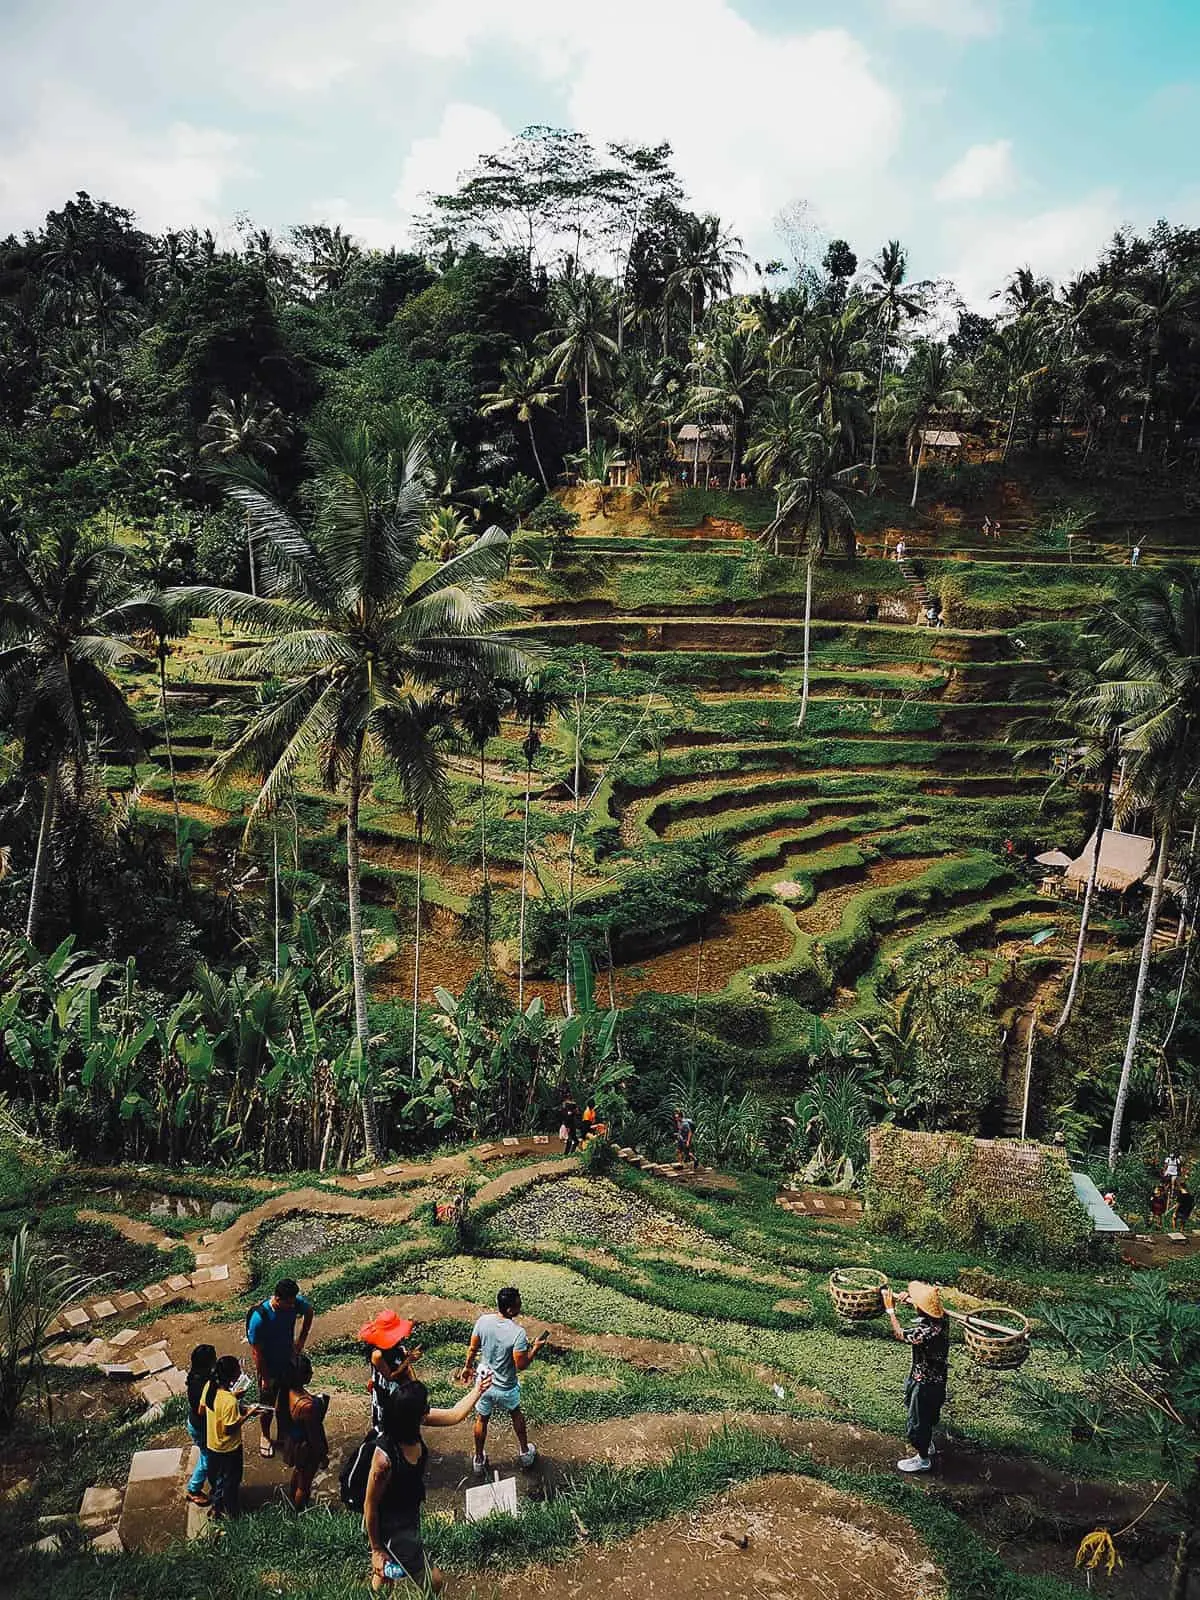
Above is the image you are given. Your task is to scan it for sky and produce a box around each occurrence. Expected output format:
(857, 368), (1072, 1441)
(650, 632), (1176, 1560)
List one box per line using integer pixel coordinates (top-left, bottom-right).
(1, 0), (1197, 308)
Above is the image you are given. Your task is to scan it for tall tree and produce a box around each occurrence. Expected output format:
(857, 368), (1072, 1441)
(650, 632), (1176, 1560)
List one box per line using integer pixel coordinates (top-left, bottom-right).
(173, 414), (526, 1162)
(864, 241), (928, 473)
(480, 350), (561, 491)
(545, 274), (618, 453)
(511, 674), (563, 1010)
(453, 668), (514, 973)
(900, 341), (970, 508)
(0, 523), (146, 944)
(681, 328), (766, 487)
(666, 214), (747, 338)
(199, 391), (291, 596)
(1114, 262), (1199, 456)
(1089, 569), (1200, 1166)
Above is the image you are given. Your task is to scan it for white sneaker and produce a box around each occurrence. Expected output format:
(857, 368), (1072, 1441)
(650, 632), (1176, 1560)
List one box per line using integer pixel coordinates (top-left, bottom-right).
(519, 1445), (537, 1469)
(897, 1455), (932, 1473)
(472, 1452), (489, 1475)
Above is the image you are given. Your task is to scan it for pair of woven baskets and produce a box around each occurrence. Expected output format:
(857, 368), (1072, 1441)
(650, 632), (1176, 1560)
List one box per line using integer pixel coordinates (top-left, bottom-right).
(826, 1269), (1030, 1368)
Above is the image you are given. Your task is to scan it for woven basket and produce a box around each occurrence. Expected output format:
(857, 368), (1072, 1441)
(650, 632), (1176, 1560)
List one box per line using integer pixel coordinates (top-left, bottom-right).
(963, 1307), (1030, 1368)
(829, 1267), (889, 1321)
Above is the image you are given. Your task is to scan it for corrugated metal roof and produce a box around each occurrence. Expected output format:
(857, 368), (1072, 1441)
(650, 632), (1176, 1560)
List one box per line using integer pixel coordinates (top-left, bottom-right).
(1071, 1170), (1130, 1233)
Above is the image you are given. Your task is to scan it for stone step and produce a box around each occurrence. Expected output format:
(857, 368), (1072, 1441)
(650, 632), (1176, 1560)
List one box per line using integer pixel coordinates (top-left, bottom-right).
(118, 1449), (189, 1554)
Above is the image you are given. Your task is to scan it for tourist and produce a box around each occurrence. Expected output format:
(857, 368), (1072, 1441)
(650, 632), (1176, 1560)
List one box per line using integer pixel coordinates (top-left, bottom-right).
(458, 1285), (549, 1473)
(881, 1281), (949, 1474)
(1174, 1182), (1195, 1231)
(673, 1107), (698, 1172)
(248, 1278), (314, 1458)
(1131, 544), (1141, 567)
(1150, 1183), (1169, 1229)
(1164, 1151), (1182, 1189)
(185, 1343), (216, 1506)
(581, 1099), (598, 1140)
(360, 1309), (421, 1429)
(895, 538), (906, 562)
(560, 1095), (581, 1156)
(364, 1374), (492, 1592)
(276, 1354), (330, 1510)
(201, 1355), (268, 1518)
(982, 515), (992, 539)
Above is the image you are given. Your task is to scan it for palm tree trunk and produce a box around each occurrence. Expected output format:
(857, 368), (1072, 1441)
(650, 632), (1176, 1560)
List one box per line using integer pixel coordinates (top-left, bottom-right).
(1003, 386), (1021, 464)
(798, 550), (814, 729)
(528, 419), (550, 491)
(910, 442), (924, 509)
(411, 812), (423, 1079)
(478, 748), (491, 971)
(582, 367), (591, 454)
(273, 825), (280, 981)
(345, 746), (383, 1163)
(518, 759), (533, 1011)
(245, 511), (257, 598)
(1137, 352), (1155, 456)
(870, 326), (888, 473)
(1055, 767), (1111, 1036)
(25, 765), (59, 945)
(564, 678), (586, 1017)
(158, 648), (182, 866)
(1108, 823), (1172, 1167)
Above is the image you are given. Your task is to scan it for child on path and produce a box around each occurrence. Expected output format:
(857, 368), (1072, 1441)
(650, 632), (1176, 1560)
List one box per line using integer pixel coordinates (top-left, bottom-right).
(458, 1286), (549, 1473)
(881, 1282), (949, 1474)
(1174, 1182), (1195, 1231)
(674, 1108), (698, 1172)
(1150, 1183), (1169, 1228)
(560, 1096), (581, 1156)
(185, 1344), (216, 1506)
(248, 1278), (314, 1458)
(276, 1354), (330, 1510)
(201, 1355), (269, 1518)
(364, 1373), (492, 1593)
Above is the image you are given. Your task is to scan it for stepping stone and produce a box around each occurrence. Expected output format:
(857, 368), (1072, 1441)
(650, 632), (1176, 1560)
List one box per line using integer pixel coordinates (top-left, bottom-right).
(383, 1163), (404, 1174)
(1168, 1231), (1187, 1242)
(80, 1338), (112, 1363)
(132, 1349), (172, 1376)
(191, 1268), (213, 1285)
(208, 1264), (229, 1282)
(186, 1500), (212, 1541)
(32, 1533), (62, 1553)
(127, 1448), (184, 1484)
(102, 1364), (136, 1381)
(356, 1172), (376, 1184)
(63, 1307), (90, 1329)
(810, 1198), (827, 1210)
(137, 1378), (172, 1406)
(201, 1233), (221, 1245)
(91, 1300), (118, 1320)
(193, 1254), (214, 1266)
(166, 1274), (192, 1292)
(143, 1284), (166, 1303)
(91, 1529), (124, 1553)
(533, 1136), (549, 1145)
(157, 1239), (176, 1252)
(163, 1368), (188, 1397)
(79, 1486), (123, 1524)
(116, 1292), (144, 1311)
(503, 1136), (520, 1146)
(318, 1178), (340, 1187)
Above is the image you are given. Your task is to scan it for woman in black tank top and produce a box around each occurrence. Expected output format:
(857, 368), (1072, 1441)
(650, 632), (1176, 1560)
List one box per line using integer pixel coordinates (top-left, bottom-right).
(364, 1374), (491, 1593)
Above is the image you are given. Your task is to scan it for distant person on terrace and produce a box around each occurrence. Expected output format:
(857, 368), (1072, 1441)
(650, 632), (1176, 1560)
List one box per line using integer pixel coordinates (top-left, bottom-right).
(881, 1281), (949, 1475)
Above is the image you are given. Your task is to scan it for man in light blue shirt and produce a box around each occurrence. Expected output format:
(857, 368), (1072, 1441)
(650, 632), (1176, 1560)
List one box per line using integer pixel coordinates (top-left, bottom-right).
(458, 1285), (548, 1473)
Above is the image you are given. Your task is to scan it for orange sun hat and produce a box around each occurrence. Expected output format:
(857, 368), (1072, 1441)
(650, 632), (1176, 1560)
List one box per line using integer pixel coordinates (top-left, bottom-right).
(358, 1309), (415, 1351)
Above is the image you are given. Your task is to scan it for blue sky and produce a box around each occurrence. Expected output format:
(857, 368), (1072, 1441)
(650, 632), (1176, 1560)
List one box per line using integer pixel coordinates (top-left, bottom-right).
(1, 0), (1196, 307)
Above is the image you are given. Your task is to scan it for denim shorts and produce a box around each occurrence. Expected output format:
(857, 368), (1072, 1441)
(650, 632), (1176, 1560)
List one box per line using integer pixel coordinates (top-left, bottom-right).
(475, 1382), (521, 1416)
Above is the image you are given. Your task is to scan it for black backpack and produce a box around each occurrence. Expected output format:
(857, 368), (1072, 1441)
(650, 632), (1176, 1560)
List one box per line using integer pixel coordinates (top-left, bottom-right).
(340, 1429), (390, 1511)
(243, 1299), (270, 1343)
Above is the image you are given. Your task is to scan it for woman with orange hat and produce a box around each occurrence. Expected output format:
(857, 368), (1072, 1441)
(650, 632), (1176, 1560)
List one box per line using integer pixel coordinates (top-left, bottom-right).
(359, 1310), (421, 1429)
(880, 1280), (949, 1474)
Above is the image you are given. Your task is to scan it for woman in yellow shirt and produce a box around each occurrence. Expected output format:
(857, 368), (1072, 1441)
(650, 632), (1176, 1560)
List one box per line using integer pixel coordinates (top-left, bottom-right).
(202, 1355), (267, 1518)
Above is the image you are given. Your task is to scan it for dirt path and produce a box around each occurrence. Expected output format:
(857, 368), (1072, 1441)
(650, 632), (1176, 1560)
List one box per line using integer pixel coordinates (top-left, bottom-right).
(477, 1474), (945, 1600)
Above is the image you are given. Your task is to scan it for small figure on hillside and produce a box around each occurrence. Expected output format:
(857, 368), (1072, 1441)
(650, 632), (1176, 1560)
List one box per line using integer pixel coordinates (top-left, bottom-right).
(1174, 1182), (1195, 1231)
(1150, 1183), (1169, 1229)
(982, 515), (992, 539)
(559, 1096), (581, 1156)
(674, 1107), (699, 1171)
(363, 1375), (492, 1592)
(360, 1310), (421, 1429)
(185, 1343), (217, 1506)
(1164, 1151), (1182, 1189)
(276, 1354), (330, 1510)
(200, 1355), (270, 1519)
(881, 1281), (949, 1474)
(1103, 1191), (1117, 1209)
(459, 1285), (549, 1474)
(895, 538), (907, 562)
(1131, 544), (1142, 567)
(581, 1099), (598, 1140)
(247, 1277), (314, 1459)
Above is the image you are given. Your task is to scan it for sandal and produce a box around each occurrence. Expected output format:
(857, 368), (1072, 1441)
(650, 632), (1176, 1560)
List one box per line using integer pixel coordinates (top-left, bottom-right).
(259, 1439), (275, 1458)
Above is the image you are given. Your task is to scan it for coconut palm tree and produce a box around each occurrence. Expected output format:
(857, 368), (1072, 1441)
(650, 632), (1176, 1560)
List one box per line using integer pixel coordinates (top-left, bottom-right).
(403, 694), (456, 1079)
(512, 674), (564, 1009)
(665, 214), (747, 338)
(681, 328), (766, 487)
(1113, 263), (1200, 456)
(172, 413), (526, 1161)
(864, 241), (929, 473)
(1089, 568), (1200, 1167)
(762, 423), (860, 727)
(545, 275), (619, 454)
(992, 315), (1050, 464)
(0, 523), (146, 944)
(794, 308), (870, 460)
(900, 341), (971, 508)
(199, 392), (291, 596)
(452, 669), (515, 973)
(480, 350), (561, 491)
(745, 391), (817, 489)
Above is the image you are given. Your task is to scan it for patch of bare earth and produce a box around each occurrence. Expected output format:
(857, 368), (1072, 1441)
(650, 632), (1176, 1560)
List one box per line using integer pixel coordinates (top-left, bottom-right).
(791, 855), (946, 934)
(479, 1474), (945, 1600)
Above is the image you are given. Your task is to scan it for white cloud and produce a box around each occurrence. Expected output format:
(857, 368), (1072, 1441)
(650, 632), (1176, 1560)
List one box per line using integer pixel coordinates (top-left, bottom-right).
(943, 191), (1121, 310)
(391, 102), (511, 223)
(934, 139), (1016, 203)
(0, 87), (245, 235)
(881, 0), (1001, 37)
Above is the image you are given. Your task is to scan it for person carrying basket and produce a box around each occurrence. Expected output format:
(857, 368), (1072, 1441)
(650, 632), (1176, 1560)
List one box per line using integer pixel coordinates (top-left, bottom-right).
(881, 1280), (949, 1474)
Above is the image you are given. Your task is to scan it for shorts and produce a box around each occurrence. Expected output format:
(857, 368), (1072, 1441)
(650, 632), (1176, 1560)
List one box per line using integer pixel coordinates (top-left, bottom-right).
(379, 1517), (427, 1583)
(256, 1373), (286, 1406)
(475, 1382), (521, 1416)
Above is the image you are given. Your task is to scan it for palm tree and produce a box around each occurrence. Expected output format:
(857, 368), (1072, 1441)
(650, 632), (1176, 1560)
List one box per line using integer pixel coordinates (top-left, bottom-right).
(864, 241), (929, 473)
(0, 524), (146, 944)
(901, 341), (970, 508)
(480, 350), (561, 491)
(453, 669), (514, 974)
(419, 506), (474, 563)
(745, 391), (817, 488)
(1089, 568), (1200, 1166)
(762, 424), (860, 727)
(681, 329), (766, 487)
(512, 674), (563, 1009)
(992, 316), (1050, 464)
(403, 695), (456, 1079)
(172, 413), (526, 1162)
(1113, 264), (1199, 456)
(666, 215), (747, 338)
(545, 275), (618, 454)
(199, 392), (291, 596)
(794, 308), (870, 459)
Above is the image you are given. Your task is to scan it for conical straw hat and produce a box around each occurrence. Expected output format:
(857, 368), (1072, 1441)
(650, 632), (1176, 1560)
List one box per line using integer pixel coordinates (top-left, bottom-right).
(908, 1281), (944, 1317)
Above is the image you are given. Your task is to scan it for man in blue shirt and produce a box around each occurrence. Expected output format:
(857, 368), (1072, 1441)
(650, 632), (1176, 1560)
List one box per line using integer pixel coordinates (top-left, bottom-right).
(247, 1277), (313, 1458)
(458, 1285), (548, 1473)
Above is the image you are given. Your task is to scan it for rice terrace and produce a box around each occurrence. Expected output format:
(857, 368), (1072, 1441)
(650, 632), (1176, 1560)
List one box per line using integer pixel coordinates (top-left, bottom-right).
(3, 7), (1200, 1598)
